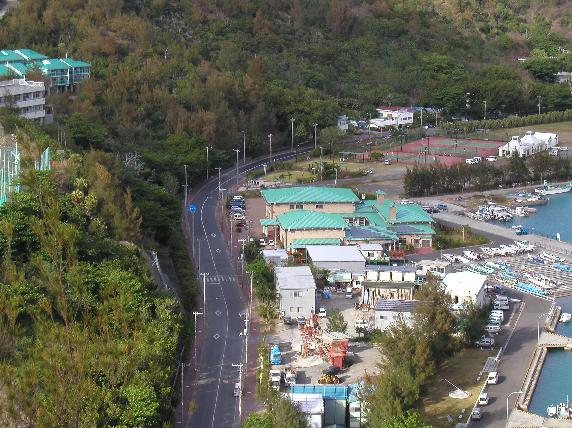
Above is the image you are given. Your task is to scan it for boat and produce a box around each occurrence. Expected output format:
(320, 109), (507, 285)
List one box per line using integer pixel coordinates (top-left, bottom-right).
(548, 405), (558, 417)
(512, 225), (529, 235)
(535, 180), (572, 196)
(560, 313), (572, 323)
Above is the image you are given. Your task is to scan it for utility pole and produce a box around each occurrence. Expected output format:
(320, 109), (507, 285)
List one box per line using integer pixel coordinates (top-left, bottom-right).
(184, 164), (188, 208)
(200, 273), (209, 324)
(483, 100), (487, 120)
(232, 363), (244, 421)
(290, 118), (295, 152)
(205, 146), (209, 180)
(313, 123), (318, 149)
(268, 134), (273, 163)
(334, 168), (338, 187)
(193, 311), (203, 371)
(181, 361), (190, 425)
(420, 108), (423, 129)
(215, 167), (222, 199)
(241, 131), (246, 163)
(191, 209), (195, 255)
(233, 148), (240, 186)
(319, 146), (324, 181)
(537, 96), (542, 115)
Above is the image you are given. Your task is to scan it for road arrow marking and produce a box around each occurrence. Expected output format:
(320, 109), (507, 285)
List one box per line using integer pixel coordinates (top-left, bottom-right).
(216, 248), (221, 253)
(215, 310), (222, 317)
(211, 233), (216, 237)
(213, 333), (221, 340)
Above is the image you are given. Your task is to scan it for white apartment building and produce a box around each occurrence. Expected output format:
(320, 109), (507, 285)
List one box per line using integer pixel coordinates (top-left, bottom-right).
(0, 79), (45, 123)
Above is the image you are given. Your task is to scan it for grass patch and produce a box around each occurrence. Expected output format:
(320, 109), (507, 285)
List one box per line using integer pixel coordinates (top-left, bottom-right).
(468, 121), (572, 143)
(434, 223), (489, 249)
(418, 348), (494, 427)
(264, 170), (315, 183)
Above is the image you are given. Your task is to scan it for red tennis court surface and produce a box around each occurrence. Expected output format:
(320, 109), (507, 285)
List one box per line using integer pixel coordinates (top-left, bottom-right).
(381, 136), (507, 166)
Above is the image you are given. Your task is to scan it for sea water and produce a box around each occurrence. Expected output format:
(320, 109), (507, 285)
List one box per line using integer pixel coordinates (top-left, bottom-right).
(529, 296), (572, 417)
(497, 192), (572, 242)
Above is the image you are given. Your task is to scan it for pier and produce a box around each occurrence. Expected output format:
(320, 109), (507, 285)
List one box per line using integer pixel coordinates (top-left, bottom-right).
(434, 210), (572, 258)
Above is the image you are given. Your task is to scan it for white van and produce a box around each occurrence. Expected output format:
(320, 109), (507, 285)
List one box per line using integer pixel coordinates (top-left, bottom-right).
(478, 392), (489, 405)
(495, 294), (508, 302)
(485, 324), (501, 333)
(493, 301), (509, 311)
(486, 371), (499, 384)
(490, 311), (504, 321)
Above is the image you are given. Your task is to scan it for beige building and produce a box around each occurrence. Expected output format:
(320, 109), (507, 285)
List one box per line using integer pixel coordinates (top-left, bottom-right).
(0, 78), (45, 122)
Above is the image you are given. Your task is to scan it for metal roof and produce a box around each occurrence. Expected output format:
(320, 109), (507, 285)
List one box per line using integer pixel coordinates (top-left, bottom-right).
(277, 210), (347, 230)
(362, 281), (415, 289)
(290, 385), (351, 399)
(366, 264), (416, 272)
(290, 238), (341, 248)
(61, 58), (91, 68)
(306, 245), (365, 263)
(260, 218), (278, 226)
(275, 266), (316, 290)
(373, 299), (419, 312)
(36, 59), (71, 70)
(388, 224), (435, 235)
(0, 50), (24, 62)
(360, 199), (433, 224)
(358, 243), (385, 251)
(262, 186), (359, 204)
(443, 271), (487, 298)
(14, 49), (47, 60)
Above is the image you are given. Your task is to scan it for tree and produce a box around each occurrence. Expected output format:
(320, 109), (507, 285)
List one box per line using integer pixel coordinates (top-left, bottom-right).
(327, 308), (348, 333)
(269, 396), (308, 428)
(384, 411), (432, 428)
(244, 411), (274, 428)
(456, 301), (487, 345)
(326, 0), (354, 37)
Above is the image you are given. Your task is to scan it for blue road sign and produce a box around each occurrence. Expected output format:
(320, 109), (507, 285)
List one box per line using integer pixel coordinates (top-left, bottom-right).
(188, 204), (198, 213)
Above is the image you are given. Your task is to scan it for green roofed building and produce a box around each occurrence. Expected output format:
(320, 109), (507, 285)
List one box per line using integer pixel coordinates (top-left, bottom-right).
(0, 49), (90, 90)
(262, 186), (359, 218)
(259, 186), (435, 253)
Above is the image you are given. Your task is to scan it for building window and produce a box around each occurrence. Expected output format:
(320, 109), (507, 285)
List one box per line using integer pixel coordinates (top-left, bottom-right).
(295, 204), (303, 209)
(293, 291), (303, 297)
(315, 204), (323, 209)
(290, 204), (295, 209)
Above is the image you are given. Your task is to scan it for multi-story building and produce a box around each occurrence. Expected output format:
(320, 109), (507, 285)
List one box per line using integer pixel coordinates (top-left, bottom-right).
(0, 78), (45, 123)
(0, 49), (91, 91)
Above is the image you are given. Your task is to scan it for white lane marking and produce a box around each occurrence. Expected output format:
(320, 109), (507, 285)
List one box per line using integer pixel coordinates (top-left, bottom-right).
(200, 196), (231, 428)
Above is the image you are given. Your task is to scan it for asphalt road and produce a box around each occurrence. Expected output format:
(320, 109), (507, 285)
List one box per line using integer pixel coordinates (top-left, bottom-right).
(182, 148), (309, 428)
(472, 292), (551, 428)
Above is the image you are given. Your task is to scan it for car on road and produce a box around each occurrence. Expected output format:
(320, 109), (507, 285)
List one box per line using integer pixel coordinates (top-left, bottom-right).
(486, 371), (499, 385)
(318, 308), (327, 318)
(478, 392), (489, 405)
(384, 159), (391, 165)
(471, 407), (482, 420)
(234, 383), (241, 397)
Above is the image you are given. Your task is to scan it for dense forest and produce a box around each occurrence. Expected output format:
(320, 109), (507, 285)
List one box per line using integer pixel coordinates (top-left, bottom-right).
(1, 0), (572, 425)
(0, 113), (182, 426)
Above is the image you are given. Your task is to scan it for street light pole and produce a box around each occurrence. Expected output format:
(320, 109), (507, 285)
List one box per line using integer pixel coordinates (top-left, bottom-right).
(184, 164), (188, 208)
(241, 130), (246, 163)
(334, 168), (338, 187)
(267, 133), (273, 164)
(313, 123), (318, 149)
(319, 146), (324, 181)
(483, 100), (487, 120)
(506, 391), (524, 428)
(233, 148), (240, 186)
(232, 363), (244, 421)
(193, 311), (203, 371)
(215, 167), (222, 199)
(537, 96), (542, 115)
(290, 118), (295, 152)
(537, 311), (550, 342)
(205, 146), (209, 180)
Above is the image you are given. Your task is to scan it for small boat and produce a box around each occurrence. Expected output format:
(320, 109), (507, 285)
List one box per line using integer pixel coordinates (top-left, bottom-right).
(535, 180), (572, 196)
(560, 313), (572, 323)
(548, 405), (558, 417)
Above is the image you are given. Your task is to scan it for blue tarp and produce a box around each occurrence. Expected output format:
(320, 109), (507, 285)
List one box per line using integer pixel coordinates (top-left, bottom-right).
(290, 385), (350, 400)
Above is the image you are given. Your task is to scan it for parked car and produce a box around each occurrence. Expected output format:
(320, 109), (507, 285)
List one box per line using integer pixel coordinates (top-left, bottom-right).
(478, 392), (489, 405)
(486, 156), (497, 162)
(318, 308), (327, 318)
(436, 203), (448, 211)
(259, 238), (266, 246)
(475, 336), (495, 348)
(466, 158), (477, 165)
(322, 365), (341, 375)
(234, 382), (242, 397)
(384, 159), (391, 165)
(296, 317), (306, 326)
(487, 317), (502, 326)
(486, 371), (499, 385)
(485, 324), (501, 333)
(493, 302), (510, 311)
(267, 239), (275, 247)
(283, 316), (293, 325)
(355, 319), (370, 330)
(471, 407), (482, 420)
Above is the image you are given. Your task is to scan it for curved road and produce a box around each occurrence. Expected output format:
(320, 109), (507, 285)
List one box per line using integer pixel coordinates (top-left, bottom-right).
(183, 148), (309, 428)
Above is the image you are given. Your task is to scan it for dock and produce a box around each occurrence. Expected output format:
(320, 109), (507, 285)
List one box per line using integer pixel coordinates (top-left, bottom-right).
(433, 211), (572, 258)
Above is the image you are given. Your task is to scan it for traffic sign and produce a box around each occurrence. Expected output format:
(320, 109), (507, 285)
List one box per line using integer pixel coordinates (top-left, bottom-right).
(188, 204), (198, 213)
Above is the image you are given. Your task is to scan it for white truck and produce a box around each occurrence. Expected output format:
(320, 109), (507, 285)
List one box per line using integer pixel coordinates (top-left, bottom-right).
(284, 368), (297, 386)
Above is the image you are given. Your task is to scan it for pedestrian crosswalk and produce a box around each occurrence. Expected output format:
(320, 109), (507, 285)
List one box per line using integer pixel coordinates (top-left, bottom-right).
(203, 275), (236, 284)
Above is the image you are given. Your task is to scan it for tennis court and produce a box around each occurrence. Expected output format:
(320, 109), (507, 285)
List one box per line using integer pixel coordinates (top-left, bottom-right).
(391, 136), (507, 165)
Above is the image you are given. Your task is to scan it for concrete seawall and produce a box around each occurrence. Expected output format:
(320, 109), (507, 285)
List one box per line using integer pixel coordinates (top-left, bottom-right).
(518, 346), (547, 411)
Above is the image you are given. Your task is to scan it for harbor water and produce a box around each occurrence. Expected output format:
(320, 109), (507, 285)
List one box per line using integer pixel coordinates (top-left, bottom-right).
(528, 296), (572, 417)
(497, 192), (572, 242)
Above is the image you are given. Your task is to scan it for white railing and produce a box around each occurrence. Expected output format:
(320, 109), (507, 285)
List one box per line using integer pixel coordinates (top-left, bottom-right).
(0, 78), (44, 88)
